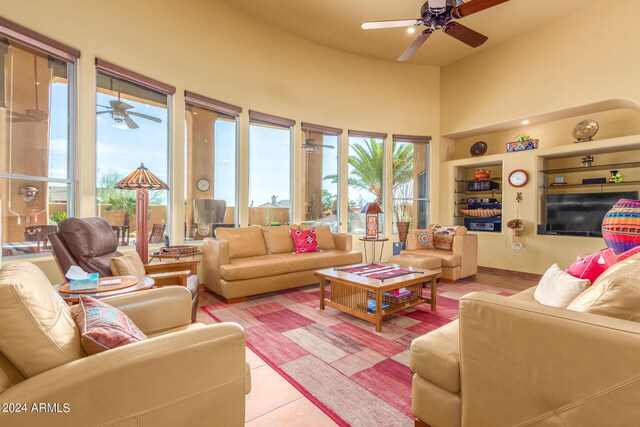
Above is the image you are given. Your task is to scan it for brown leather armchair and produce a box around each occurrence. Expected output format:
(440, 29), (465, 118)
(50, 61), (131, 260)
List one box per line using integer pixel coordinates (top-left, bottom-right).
(48, 217), (200, 320)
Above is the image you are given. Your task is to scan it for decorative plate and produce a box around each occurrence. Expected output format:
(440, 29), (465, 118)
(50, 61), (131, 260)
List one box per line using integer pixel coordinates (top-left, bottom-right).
(470, 141), (488, 157)
(573, 119), (599, 142)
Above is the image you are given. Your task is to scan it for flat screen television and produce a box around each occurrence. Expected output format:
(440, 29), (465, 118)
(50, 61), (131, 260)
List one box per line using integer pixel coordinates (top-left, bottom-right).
(546, 191), (638, 236)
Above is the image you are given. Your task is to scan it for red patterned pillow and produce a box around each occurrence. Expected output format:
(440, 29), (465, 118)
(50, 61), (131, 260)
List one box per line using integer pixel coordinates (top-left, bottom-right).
(617, 245), (640, 262)
(566, 248), (617, 285)
(291, 228), (320, 254)
(74, 295), (147, 355)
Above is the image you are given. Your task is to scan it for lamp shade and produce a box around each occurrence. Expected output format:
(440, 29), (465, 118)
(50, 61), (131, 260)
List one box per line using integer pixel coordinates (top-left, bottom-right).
(602, 199), (640, 253)
(115, 163), (169, 190)
(361, 202), (383, 215)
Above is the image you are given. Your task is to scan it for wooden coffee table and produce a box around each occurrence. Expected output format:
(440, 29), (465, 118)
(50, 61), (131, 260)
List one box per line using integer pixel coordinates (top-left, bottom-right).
(315, 264), (440, 332)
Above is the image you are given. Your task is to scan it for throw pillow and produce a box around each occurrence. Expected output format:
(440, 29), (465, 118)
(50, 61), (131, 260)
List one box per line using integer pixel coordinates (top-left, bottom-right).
(412, 228), (434, 250)
(567, 256), (640, 321)
(534, 264), (590, 308)
(110, 251), (146, 277)
(566, 248), (617, 284)
(262, 225), (297, 254)
(431, 225), (459, 251)
(300, 224), (336, 250)
(617, 245), (640, 262)
(74, 295), (147, 355)
(291, 229), (320, 254)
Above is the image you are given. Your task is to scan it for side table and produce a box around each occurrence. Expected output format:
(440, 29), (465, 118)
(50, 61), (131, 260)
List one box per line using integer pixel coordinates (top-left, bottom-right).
(57, 276), (155, 304)
(359, 237), (389, 264)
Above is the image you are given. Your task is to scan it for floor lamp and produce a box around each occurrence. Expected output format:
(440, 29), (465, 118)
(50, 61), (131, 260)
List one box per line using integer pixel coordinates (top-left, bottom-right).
(115, 163), (169, 263)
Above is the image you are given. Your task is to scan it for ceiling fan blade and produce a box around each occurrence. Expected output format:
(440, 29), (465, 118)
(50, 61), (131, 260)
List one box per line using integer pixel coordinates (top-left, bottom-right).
(443, 22), (488, 47)
(361, 19), (420, 30)
(127, 111), (162, 123)
(96, 110), (111, 115)
(321, 145), (335, 149)
(398, 30), (433, 62)
(124, 115), (139, 129)
(110, 100), (134, 111)
(452, 0), (509, 19)
(97, 104), (112, 109)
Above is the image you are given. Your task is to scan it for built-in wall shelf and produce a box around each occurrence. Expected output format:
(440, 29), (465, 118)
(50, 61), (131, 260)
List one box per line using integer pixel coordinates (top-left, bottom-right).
(540, 181), (640, 190)
(454, 162), (503, 233)
(540, 161), (640, 174)
(455, 177), (503, 184)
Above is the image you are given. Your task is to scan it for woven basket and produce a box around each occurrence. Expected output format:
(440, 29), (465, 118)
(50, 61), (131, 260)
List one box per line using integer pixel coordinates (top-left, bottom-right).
(601, 199), (640, 253)
(161, 245), (199, 255)
(460, 208), (502, 218)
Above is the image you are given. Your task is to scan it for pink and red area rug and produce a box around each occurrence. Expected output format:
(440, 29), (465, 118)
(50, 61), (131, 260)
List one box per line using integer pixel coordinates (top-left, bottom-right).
(202, 281), (516, 426)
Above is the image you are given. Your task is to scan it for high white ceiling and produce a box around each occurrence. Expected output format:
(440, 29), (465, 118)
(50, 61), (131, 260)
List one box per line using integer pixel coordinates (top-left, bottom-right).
(221, 0), (599, 66)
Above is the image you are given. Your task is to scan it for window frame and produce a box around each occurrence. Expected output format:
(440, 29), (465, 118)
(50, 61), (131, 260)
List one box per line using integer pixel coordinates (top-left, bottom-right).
(346, 130), (388, 234)
(248, 111), (296, 226)
(94, 64), (174, 244)
(391, 134), (431, 233)
(0, 29), (78, 258)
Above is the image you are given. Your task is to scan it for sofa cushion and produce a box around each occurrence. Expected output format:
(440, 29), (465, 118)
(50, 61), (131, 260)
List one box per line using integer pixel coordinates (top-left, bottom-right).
(0, 263), (86, 378)
(534, 264), (590, 308)
(215, 226), (268, 259)
(291, 229), (321, 254)
(110, 251), (147, 277)
(567, 255), (640, 321)
(410, 320), (460, 393)
(401, 249), (461, 267)
(566, 248), (617, 284)
(388, 254), (442, 271)
(74, 295), (148, 355)
(261, 225), (297, 254)
(300, 225), (336, 250)
(219, 250), (362, 281)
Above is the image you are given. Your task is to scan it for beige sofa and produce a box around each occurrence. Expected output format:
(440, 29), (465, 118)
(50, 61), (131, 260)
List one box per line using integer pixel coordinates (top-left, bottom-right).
(203, 225), (362, 301)
(0, 262), (250, 427)
(410, 254), (640, 427)
(389, 225), (478, 281)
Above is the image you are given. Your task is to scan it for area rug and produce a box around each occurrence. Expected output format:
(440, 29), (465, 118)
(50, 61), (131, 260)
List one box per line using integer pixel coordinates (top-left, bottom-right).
(201, 281), (516, 426)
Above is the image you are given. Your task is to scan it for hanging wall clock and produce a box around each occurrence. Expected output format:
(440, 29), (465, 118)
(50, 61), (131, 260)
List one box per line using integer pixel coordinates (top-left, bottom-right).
(508, 170), (529, 188)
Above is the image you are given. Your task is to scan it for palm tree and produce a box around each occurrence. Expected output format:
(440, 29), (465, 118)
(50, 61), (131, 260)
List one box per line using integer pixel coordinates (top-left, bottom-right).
(324, 138), (414, 209)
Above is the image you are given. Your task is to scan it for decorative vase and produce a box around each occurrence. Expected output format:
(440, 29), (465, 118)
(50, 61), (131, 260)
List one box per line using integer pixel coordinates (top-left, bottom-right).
(507, 219), (525, 237)
(602, 199), (640, 253)
(397, 221), (410, 245)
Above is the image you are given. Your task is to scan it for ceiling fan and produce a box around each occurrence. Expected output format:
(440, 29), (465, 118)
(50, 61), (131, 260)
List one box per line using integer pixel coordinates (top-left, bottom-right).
(361, 0), (509, 61)
(303, 138), (335, 154)
(96, 92), (162, 129)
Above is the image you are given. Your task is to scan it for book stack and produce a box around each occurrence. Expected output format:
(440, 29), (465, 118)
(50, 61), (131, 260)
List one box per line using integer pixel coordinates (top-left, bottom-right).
(366, 299), (389, 313)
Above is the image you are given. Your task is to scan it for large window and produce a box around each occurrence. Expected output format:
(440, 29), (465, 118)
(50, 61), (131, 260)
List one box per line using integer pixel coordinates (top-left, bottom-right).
(95, 65), (171, 247)
(301, 123), (341, 231)
(185, 92), (239, 240)
(391, 135), (430, 235)
(248, 111), (294, 226)
(0, 32), (76, 257)
(347, 131), (386, 233)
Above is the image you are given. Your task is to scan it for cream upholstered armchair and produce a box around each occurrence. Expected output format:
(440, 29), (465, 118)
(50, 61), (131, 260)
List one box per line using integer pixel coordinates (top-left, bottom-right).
(0, 262), (250, 427)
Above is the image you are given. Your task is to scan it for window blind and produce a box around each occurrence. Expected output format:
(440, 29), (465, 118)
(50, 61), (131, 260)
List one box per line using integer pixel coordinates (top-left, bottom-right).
(96, 59), (176, 95)
(184, 91), (241, 116)
(0, 16), (80, 61)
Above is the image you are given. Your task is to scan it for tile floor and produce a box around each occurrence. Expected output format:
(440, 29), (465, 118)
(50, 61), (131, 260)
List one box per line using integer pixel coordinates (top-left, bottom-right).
(196, 270), (538, 426)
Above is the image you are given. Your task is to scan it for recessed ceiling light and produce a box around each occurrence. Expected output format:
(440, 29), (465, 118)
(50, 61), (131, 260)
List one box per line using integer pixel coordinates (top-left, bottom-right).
(407, 27), (416, 34)
(521, 120), (530, 125)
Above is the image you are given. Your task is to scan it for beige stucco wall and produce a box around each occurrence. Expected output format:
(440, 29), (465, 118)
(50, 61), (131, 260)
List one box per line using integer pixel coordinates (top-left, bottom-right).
(1, 0), (440, 282)
(439, 0), (640, 274)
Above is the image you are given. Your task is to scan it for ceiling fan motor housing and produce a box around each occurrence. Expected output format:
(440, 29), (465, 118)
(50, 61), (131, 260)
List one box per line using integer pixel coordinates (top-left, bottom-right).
(421, 1), (455, 29)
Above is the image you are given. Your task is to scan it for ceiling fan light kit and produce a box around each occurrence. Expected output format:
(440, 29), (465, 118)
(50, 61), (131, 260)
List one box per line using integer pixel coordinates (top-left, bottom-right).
(361, 0), (510, 61)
